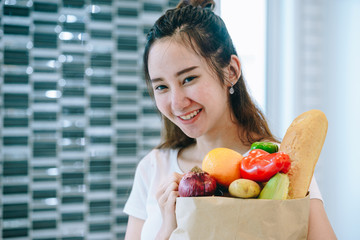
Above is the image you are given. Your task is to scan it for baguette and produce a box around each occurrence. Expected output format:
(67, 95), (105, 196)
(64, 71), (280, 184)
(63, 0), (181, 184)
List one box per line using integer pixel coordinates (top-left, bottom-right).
(279, 109), (328, 199)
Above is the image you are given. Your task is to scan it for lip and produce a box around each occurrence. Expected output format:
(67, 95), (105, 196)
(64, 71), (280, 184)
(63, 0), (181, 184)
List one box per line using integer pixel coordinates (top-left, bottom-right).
(177, 109), (202, 124)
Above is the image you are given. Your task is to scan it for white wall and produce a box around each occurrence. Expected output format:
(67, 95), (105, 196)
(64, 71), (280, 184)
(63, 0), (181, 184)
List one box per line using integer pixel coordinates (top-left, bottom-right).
(267, 0), (360, 239)
(321, 1), (360, 239)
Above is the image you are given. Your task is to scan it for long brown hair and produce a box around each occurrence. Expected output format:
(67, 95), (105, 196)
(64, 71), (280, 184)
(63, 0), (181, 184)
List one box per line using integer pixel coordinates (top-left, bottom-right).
(143, 0), (278, 149)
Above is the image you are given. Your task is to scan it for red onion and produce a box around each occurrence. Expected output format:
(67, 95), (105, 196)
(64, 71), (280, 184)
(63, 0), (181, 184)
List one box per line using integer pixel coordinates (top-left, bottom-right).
(178, 166), (217, 197)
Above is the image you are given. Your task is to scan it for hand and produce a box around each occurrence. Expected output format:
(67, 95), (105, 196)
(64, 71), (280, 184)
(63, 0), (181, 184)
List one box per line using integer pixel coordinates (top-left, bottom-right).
(155, 172), (183, 240)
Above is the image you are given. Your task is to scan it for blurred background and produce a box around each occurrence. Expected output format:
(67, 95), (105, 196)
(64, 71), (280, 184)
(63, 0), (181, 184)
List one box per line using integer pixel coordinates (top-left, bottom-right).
(0, 0), (358, 239)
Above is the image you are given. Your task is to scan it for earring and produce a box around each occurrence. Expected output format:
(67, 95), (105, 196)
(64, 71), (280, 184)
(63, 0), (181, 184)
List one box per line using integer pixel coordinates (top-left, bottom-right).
(229, 83), (234, 95)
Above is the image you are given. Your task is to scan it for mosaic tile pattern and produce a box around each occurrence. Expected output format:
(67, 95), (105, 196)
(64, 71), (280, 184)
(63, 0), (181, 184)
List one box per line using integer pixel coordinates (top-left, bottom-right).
(1, 0), (178, 239)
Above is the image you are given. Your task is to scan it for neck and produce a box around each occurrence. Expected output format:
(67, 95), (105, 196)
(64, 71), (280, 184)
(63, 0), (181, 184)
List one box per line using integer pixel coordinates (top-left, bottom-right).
(193, 123), (251, 159)
(177, 114), (254, 172)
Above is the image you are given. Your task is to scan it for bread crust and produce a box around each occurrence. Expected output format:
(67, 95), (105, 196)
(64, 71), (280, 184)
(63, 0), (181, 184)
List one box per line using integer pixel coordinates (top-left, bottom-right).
(279, 109), (328, 199)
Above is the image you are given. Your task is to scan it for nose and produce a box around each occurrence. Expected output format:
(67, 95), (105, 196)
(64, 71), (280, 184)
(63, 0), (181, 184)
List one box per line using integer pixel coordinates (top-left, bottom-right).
(171, 88), (191, 112)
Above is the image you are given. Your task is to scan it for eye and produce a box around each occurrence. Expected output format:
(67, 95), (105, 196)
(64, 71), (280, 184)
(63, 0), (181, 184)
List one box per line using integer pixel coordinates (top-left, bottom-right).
(155, 85), (167, 91)
(183, 76), (197, 84)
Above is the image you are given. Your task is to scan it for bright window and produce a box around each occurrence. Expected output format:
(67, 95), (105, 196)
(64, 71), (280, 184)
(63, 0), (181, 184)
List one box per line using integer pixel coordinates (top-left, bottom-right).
(220, 0), (267, 112)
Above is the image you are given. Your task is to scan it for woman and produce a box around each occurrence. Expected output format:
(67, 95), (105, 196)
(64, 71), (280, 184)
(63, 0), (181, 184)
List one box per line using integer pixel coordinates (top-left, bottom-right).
(124, 1), (337, 239)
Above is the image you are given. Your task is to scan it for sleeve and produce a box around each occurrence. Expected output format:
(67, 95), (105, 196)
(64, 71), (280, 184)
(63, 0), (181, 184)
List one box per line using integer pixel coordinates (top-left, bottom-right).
(309, 176), (323, 201)
(123, 159), (150, 220)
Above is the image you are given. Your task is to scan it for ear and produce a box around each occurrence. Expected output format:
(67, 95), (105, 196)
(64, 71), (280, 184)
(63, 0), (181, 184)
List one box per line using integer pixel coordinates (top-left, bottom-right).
(226, 55), (241, 86)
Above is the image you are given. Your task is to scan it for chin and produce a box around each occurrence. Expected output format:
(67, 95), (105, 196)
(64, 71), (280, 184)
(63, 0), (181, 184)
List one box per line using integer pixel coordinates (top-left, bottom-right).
(181, 129), (202, 139)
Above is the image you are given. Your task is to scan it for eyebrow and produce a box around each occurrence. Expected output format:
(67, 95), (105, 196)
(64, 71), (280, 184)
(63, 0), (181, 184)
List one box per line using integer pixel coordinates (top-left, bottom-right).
(150, 66), (199, 83)
(176, 66), (198, 77)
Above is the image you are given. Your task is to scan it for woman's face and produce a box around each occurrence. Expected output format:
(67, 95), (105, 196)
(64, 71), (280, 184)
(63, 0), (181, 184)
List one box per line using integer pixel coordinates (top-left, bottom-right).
(147, 39), (233, 139)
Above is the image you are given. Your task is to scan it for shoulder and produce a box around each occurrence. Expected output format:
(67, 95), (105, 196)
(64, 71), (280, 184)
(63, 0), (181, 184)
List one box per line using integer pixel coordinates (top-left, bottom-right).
(137, 148), (179, 172)
(127, 148), (176, 196)
(133, 148), (180, 194)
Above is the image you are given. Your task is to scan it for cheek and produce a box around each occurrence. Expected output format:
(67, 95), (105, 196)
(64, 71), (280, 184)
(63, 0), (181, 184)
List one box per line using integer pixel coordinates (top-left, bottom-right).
(197, 84), (227, 103)
(154, 95), (168, 114)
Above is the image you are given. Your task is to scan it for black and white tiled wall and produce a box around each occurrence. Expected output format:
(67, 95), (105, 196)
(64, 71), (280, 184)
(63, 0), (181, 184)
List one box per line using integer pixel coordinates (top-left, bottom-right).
(1, 0), (177, 239)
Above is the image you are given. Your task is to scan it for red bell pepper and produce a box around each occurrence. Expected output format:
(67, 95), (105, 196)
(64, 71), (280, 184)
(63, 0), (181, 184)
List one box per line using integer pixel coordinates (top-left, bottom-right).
(240, 149), (291, 182)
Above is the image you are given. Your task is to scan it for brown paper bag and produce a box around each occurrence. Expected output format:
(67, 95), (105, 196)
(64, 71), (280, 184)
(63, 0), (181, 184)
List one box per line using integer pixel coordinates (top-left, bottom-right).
(170, 195), (310, 240)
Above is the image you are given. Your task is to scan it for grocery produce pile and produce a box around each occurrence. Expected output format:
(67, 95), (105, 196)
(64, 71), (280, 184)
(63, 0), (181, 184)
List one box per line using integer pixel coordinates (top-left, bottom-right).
(179, 142), (291, 200)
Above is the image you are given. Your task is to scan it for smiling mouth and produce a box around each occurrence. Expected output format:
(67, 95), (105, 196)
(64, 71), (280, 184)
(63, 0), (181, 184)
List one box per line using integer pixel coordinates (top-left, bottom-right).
(179, 109), (201, 120)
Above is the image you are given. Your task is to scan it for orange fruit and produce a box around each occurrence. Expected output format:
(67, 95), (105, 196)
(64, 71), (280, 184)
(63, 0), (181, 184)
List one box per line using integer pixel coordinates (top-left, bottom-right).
(202, 148), (243, 187)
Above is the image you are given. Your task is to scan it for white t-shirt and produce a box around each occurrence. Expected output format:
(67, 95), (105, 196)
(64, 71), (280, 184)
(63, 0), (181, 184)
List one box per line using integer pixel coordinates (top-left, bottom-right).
(123, 148), (323, 240)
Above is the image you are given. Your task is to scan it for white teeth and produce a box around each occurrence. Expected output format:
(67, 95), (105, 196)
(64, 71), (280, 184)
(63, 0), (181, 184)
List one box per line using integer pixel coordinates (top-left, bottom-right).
(180, 110), (200, 120)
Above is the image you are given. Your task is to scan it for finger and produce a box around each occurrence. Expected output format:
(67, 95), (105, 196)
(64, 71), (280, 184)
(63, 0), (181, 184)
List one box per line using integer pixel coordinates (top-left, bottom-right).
(156, 178), (171, 200)
(156, 185), (165, 201)
(156, 172), (183, 200)
(158, 189), (177, 208)
(169, 190), (179, 203)
(171, 172), (184, 183)
(157, 191), (167, 207)
(157, 181), (179, 208)
(157, 181), (177, 205)
(162, 181), (179, 198)
(165, 190), (179, 212)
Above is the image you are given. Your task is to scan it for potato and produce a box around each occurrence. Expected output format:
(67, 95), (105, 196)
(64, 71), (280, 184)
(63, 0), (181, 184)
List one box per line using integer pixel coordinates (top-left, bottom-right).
(228, 179), (261, 198)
